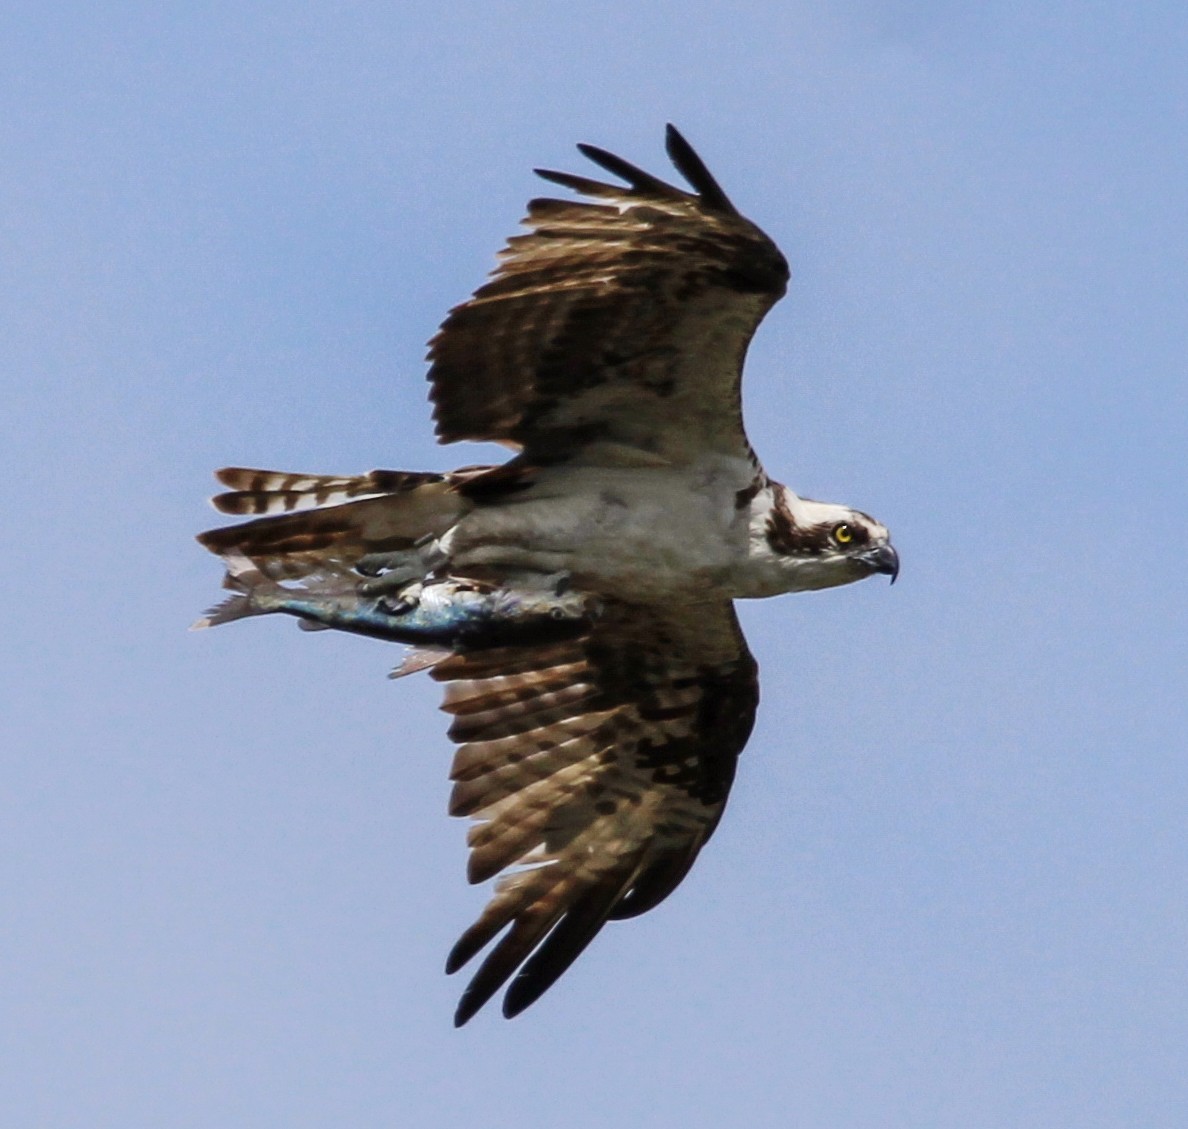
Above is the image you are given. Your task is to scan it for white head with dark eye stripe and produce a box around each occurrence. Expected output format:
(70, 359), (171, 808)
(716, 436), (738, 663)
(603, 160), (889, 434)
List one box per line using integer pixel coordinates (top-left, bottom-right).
(759, 487), (899, 592)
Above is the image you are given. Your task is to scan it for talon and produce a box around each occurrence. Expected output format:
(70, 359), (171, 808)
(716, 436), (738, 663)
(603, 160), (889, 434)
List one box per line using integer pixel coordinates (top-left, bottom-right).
(374, 580), (423, 616)
(371, 580), (424, 616)
(377, 595), (417, 616)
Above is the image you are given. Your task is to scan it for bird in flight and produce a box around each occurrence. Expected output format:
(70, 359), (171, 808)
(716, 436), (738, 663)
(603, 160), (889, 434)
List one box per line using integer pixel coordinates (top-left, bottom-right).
(196, 125), (899, 1026)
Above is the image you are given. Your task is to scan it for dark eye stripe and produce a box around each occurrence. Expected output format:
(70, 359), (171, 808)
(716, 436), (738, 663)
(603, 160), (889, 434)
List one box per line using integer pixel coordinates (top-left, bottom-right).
(765, 496), (873, 557)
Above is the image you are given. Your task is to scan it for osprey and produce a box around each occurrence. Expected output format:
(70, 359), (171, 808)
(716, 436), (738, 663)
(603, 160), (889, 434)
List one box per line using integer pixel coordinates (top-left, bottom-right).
(196, 126), (898, 1025)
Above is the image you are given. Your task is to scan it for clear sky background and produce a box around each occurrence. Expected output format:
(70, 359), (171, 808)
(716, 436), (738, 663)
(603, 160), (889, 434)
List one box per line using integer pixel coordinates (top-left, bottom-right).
(3, 4), (1185, 1127)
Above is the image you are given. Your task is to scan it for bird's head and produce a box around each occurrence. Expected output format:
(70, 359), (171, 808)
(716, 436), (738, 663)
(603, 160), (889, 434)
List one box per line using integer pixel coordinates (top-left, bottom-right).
(760, 486), (898, 593)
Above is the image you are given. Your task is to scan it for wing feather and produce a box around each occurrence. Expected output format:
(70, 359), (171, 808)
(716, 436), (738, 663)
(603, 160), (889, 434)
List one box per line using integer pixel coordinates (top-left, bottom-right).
(573, 141), (686, 199)
(433, 600), (758, 1024)
(500, 866), (642, 1019)
(662, 122), (738, 214)
(427, 125), (789, 461)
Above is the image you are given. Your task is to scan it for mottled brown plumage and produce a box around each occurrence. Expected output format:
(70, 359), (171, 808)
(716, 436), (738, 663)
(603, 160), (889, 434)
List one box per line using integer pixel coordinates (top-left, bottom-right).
(432, 600), (756, 1024)
(427, 124), (789, 461)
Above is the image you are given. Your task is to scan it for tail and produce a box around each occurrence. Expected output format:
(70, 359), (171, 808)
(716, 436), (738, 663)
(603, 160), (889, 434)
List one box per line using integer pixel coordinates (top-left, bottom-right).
(196, 465), (488, 579)
(190, 552), (277, 630)
(208, 466), (445, 516)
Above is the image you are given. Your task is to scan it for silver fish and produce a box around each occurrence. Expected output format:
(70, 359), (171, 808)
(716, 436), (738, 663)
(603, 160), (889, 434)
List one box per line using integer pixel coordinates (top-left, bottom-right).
(192, 553), (598, 649)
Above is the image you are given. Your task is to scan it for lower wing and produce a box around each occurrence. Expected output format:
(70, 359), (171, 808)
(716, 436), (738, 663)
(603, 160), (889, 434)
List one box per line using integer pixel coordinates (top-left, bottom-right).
(432, 598), (758, 1025)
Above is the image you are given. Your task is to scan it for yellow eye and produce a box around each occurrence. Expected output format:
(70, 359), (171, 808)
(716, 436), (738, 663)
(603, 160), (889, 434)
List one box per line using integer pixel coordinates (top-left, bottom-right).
(832, 522), (854, 545)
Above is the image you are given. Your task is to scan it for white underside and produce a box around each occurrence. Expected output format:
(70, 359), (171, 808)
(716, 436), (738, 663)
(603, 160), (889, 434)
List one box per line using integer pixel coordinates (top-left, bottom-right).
(440, 454), (796, 602)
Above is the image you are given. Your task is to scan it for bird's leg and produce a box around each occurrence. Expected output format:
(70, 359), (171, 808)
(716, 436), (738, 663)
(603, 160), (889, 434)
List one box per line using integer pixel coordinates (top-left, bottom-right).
(355, 536), (449, 607)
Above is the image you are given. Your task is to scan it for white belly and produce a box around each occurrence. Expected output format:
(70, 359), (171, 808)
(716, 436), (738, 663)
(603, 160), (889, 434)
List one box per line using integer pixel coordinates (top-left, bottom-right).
(444, 459), (754, 601)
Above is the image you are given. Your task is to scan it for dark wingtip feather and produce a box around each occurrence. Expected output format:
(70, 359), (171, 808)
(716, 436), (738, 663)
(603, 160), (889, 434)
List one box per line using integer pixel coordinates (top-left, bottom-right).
(533, 167), (622, 198)
(453, 976), (496, 1027)
(454, 989), (484, 1027)
(575, 141), (682, 198)
(451, 912), (563, 1026)
(445, 928), (484, 976)
(543, 128), (737, 214)
(500, 880), (628, 1019)
(664, 124), (737, 215)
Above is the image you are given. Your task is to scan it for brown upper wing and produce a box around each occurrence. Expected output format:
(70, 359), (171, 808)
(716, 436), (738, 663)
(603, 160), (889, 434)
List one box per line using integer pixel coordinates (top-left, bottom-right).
(431, 598), (758, 1025)
(427, 125), (789, 462)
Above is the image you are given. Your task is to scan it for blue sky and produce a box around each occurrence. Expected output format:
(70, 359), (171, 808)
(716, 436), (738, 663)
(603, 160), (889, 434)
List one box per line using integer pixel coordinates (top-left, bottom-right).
(3, 3), (1185, 1126)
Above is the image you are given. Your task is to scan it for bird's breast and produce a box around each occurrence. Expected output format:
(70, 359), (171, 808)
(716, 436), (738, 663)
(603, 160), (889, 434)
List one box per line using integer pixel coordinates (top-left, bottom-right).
(444, 459), (757, 601)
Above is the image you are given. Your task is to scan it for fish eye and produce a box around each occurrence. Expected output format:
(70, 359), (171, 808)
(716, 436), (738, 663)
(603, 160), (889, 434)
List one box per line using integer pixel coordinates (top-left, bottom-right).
(832, 522), (855, 545)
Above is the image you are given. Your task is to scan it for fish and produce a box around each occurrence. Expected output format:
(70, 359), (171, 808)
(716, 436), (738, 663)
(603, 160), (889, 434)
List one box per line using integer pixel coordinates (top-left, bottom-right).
(192, 552), (599, 650)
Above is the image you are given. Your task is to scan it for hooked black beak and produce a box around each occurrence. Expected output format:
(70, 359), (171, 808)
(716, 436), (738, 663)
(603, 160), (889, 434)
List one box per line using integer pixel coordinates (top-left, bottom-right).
(859, 543), (900, 584)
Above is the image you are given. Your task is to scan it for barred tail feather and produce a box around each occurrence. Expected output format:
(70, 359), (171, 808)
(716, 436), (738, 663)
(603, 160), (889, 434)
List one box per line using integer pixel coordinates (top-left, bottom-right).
(197, 467), (479, 579)
(211, 467), (448, 516)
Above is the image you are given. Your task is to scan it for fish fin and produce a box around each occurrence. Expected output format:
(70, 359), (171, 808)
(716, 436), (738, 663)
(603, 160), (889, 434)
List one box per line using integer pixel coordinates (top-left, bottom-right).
(389, 646), (453, 679)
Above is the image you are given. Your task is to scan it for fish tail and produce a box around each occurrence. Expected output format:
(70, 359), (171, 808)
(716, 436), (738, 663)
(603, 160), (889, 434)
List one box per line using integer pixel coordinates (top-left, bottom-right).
(190, 552), (283, 630)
